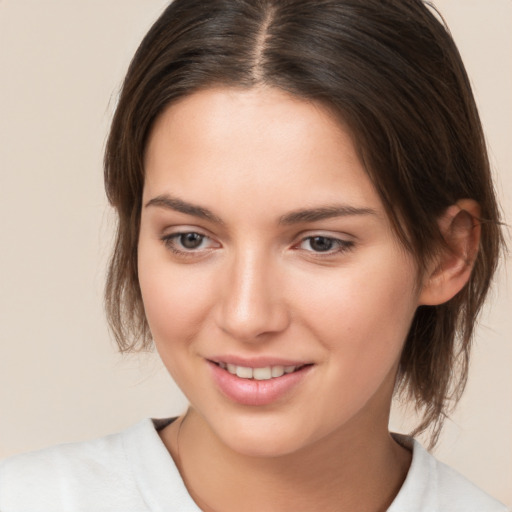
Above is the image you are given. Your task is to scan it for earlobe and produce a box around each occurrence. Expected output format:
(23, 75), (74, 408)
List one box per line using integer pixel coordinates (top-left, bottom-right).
(419, 199), (481, 306)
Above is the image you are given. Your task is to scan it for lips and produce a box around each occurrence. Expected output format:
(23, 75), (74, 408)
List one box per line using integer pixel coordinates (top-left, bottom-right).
(208, 358), (313, 406)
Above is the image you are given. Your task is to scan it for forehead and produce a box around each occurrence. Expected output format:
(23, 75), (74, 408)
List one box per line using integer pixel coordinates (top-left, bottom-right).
(143, 86), (385, 220)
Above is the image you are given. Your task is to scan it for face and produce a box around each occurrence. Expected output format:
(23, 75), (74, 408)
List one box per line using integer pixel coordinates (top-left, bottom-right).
(138, 87), (423, 457)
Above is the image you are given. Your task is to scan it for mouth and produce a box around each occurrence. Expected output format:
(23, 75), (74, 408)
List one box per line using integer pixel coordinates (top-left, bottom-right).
(211, 361), (311, 380)
(206, 356), (314, 405)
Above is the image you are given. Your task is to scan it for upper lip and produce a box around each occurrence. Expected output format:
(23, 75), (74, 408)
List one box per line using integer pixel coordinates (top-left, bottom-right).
(208, 355), (312, 367)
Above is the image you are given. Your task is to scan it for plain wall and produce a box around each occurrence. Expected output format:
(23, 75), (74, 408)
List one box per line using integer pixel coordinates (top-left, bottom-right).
(0, 0), (510, 506)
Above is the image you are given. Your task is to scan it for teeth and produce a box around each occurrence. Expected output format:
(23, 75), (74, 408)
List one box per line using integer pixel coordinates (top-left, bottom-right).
(236, 366), (253, 379)
(271, 366), (284, 378)
(253, 367), (272, 380)
(222, 363), (298, 380)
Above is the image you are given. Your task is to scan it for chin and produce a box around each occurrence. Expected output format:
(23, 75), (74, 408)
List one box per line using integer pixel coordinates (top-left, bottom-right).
(224, 431), (307, 458)
(204, 410), (321, 459)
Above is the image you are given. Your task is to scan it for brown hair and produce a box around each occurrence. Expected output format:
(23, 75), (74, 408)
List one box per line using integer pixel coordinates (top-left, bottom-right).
(104, 0), (503, 445)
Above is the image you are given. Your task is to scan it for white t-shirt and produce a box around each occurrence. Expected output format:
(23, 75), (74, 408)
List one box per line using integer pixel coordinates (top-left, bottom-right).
(0, 418), (507, 512)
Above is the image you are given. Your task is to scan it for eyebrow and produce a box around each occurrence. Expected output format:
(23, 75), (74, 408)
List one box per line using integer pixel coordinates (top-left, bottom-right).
(145, 194), (224, 225)
(279, 205), (377, 224)
(145, 194), (377, 225)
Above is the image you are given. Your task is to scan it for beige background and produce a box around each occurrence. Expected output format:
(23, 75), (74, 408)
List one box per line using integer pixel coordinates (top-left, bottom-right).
(0, 0), (510, 506)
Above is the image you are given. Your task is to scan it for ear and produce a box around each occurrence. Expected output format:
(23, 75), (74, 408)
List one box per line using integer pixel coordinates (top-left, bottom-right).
(419, 199), (481, 306)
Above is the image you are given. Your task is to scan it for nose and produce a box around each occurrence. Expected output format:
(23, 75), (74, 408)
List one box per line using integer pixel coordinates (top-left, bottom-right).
(215, 249), (290, 342)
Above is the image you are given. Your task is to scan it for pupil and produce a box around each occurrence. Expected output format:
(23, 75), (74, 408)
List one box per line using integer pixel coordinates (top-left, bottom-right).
(181, 233), (203, 249)
(310, 236), (333, 252)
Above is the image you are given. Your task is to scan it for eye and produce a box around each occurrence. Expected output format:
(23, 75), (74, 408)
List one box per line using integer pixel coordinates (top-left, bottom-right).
(161, 231), (219, 254)
(298, 235), (354, 254)
(176, 232), (206, 250)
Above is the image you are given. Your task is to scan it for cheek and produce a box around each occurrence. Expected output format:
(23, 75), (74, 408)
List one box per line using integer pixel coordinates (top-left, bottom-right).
(298, 251), (419, 376)
(137, 245), (214, 347)
(138, 263), (217, 393)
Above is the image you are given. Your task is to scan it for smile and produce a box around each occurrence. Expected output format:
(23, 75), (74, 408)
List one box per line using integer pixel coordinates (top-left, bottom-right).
(208, 360), (313, 406)
(216, 362), (304, 380)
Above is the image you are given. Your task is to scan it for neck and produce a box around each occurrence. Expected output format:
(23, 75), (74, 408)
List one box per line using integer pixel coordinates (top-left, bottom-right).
(160, 408), (411, 512)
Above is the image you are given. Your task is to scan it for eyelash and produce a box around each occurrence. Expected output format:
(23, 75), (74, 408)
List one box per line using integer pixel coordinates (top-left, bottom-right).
(160, 232), (355, 258)
(296, 236), (355, 255)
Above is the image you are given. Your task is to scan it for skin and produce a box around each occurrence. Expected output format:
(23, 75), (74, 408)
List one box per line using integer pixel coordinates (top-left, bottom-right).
(137, 87), (479, 512)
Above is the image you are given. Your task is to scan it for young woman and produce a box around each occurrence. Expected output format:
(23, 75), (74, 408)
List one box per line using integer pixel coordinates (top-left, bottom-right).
(0, 1), (507, 510)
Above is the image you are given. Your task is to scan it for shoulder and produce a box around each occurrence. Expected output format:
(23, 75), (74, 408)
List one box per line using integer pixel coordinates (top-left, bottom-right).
(432, 455), (507, 512)
(389, 435), (508, 512)
(0, 419), (155, 512)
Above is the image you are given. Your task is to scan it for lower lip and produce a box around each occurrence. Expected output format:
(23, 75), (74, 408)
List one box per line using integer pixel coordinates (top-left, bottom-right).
(208, 362), (312, 406)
